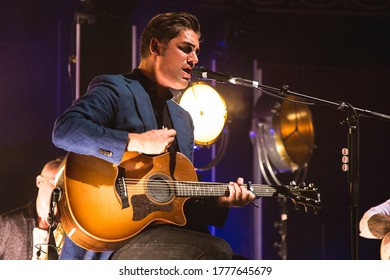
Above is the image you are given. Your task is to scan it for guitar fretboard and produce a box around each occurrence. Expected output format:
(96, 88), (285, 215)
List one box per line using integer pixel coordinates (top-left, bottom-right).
(174, 182), (279, 198)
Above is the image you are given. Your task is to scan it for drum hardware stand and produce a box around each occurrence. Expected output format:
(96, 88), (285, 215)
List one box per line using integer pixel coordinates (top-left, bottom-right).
(196, 70), (390, 259)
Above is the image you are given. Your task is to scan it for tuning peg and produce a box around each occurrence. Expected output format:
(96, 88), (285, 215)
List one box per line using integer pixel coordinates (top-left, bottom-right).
(299, 182), (309, 189)
(289, 181), (297, 186)
(295, 202), (307, 212)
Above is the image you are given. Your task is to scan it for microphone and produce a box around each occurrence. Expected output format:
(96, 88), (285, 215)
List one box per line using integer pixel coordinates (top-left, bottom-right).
(192, 66), (231, 83)
(51, 187), (61, 204)
(192, 66), (260, 88)
(47, 187), (61, 229)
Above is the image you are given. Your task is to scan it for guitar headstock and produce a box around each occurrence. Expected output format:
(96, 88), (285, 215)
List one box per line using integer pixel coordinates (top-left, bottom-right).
(279, 181), (322, 213)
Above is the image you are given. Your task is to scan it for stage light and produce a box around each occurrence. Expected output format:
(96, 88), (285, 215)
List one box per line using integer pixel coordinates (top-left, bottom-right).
(252, 95), (315, 185)
(179, 82), (227, 146)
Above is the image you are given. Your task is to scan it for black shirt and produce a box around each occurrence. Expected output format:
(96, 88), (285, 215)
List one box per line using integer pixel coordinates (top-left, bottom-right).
(127, 69), (178, 152)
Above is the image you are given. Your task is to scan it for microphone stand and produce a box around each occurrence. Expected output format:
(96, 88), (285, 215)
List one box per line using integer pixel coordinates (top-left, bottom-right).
(200, 75), (390, 260)
(47, 188), (61, 260)
(254, 82), (389, 260)
(253, 83), (390, 260)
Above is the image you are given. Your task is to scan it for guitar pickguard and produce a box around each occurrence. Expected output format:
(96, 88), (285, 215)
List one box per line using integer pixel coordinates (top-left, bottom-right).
(131, 194), (173, 221)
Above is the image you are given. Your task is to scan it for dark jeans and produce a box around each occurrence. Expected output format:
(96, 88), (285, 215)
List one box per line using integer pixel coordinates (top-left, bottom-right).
(60, 235), (112, 260)
(110, 225), (233, 260)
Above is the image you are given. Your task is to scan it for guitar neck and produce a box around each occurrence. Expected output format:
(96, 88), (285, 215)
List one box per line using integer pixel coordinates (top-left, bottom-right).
(174, 181), (279, 198)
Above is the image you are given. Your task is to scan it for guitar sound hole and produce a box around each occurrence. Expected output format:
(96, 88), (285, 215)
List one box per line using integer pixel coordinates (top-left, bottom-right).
(147, 174), (174, 203)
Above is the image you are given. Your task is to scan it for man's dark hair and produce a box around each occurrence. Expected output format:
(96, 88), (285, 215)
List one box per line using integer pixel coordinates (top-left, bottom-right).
(140, 12), (201, 59)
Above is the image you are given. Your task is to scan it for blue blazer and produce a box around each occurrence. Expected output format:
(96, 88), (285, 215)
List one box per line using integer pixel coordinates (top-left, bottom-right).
(52, 74), (195, 164)
(53, 74), (228, 259)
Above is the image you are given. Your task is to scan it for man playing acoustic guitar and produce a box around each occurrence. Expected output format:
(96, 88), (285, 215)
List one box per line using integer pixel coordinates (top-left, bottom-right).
(52, 12), (255, 259)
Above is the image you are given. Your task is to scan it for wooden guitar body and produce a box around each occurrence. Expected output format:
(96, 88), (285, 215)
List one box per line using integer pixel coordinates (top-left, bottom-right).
(57, 152), (197, 251)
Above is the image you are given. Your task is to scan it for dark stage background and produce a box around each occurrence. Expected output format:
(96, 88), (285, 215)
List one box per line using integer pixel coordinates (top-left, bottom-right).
(1, 0), (389, 260)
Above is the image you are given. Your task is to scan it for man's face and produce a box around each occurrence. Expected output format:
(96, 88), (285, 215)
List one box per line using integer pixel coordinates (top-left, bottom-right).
(36, 165), (60, 220)
(154, 29), (200, 91)
(39, 168), (57, 192)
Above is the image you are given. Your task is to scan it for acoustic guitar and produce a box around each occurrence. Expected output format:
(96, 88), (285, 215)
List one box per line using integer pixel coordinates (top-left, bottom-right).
(55, 151), (321, 251)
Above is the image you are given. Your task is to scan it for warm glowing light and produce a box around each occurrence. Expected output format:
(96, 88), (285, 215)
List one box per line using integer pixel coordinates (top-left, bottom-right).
(179, 83), (227, 146)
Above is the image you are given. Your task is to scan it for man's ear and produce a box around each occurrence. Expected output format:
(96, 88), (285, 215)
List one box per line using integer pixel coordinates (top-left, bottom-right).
(150, 38), (160, 55)
(36, 175), (43, 188)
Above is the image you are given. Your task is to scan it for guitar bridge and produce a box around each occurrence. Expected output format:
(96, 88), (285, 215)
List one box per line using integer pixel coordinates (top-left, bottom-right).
(115, 166), (130, 209)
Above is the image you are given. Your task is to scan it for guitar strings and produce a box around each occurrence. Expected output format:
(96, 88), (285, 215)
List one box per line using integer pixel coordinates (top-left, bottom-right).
(121, 178), (281, 190)
(118, 179), (319, 202)
(121, 179), (277, 189)
(119, 179), (282, 197)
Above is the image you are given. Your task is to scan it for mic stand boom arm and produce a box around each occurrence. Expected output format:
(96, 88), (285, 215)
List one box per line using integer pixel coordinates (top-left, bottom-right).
(253, 81), (389, 260)
(232, 78), (390, 122)
(199, 73), (390, 260)
(246, 81), (362, 260)
(253, 83), (387, 260)
(247, 80), (389, 260)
